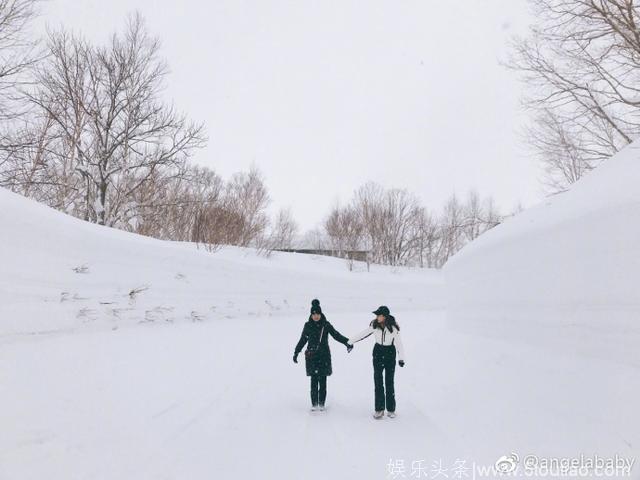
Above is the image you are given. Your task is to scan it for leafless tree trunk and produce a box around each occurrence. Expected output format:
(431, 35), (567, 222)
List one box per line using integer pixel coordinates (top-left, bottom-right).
(325, 204), (364, 270)
(269, 208), (299, 250)
(225, 167), (270, 247)
(412, 207), (440, 268)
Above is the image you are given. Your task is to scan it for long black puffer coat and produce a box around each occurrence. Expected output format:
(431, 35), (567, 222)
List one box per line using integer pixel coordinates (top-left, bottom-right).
(294, 315), (350, 376)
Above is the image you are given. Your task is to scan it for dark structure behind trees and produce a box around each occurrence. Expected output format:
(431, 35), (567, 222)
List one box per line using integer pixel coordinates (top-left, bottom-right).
(275, 248), (369, 263)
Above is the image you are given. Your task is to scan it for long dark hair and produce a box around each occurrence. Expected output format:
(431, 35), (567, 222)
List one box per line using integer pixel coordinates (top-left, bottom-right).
(370, 314), (400, 332)
(308, 312), (327, 323)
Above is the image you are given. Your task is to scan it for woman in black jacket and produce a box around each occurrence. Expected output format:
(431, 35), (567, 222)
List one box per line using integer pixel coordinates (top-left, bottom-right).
(293, 299), (353, 411)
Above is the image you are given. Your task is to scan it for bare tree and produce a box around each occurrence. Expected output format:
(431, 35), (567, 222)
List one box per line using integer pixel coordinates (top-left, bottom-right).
(193, 203), (245, 252)
(269, 208), (299, 250)
(0, 0), (42, 175)
(128, 165), (272, 250)
(129, 164), (224, 242)
(376, 188), (421, 266)
(352, 181), (385, 258)
(19, 13), (205, 225)
(327, 183), (424, 267)
(325, 203), (365, 270)
(225, 167), (270, 247)
(411, 207), (441, 268)
(437, 194), (465, 265)
(300, 227), (329, 250)
(325, 204), (348, 256)
(527, 108), (596, 193)
(0, 0), (39, 123)
(462, 190), (482, 242)
(507, 0), (640, 193)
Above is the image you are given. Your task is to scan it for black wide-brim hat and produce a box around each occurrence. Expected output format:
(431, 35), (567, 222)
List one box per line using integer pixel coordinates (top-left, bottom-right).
(373, 305), (390, 316)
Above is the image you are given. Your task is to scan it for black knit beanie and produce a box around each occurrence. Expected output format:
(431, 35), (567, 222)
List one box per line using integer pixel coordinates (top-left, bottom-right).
(310, 299), (322, 315)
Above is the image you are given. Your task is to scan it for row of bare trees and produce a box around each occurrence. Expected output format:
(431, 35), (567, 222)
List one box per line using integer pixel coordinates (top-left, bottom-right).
(508, 0), (640, 193)
(323, 182), (502, 269)
(130, 165), (273, 249)
(0, 2), (503, 267)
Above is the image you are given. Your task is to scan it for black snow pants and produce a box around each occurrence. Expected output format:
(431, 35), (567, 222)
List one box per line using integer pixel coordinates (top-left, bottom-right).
(373, 343), (396, 412)
(310, 374), (327, 406)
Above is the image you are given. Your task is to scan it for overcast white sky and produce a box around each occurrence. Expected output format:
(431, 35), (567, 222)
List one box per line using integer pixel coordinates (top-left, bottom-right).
(38, 1), (540, 230)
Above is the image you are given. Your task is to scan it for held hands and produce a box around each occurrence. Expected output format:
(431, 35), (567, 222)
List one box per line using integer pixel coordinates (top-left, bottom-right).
(293, 353), (298, 364)
(398, 360), (405, 367)
(346, 343), (354, 353)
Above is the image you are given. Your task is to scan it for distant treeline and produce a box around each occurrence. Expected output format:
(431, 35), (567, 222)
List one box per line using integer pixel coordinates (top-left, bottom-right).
(0, 3), (509, 268)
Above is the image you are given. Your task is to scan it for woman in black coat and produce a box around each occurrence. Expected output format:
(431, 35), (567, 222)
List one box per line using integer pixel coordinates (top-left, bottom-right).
(293, 299), (353, 411)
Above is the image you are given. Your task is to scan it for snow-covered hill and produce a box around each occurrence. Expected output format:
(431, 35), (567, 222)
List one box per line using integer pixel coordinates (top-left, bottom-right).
(444, 139), (640, 368)
(442, 140), (640, 470)
(0, 187), (442, 338)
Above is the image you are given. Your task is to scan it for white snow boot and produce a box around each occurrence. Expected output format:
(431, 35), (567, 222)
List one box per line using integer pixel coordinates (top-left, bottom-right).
(318, 404), (326, 412)
(373, 410), (384, 419)
(387, 411), (396, 418)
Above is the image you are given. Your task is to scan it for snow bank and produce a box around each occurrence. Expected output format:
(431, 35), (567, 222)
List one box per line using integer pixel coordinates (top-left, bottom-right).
(0, 187), (443, 338)
(0, 188), (451, 480)
(438, 141), (640, 468)
(444, 139), (640, 367)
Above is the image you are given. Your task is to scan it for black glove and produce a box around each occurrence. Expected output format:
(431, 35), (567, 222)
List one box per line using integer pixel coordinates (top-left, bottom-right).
(398, 360), (405, 367)
(346, 343), (353, 353)
(293, 353), (298, 363)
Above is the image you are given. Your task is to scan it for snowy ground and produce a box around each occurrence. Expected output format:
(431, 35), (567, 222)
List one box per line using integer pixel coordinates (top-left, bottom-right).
(1, 175), (639, 479)
(3, 308), (637, 480)
(1, 311), (449, 479)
